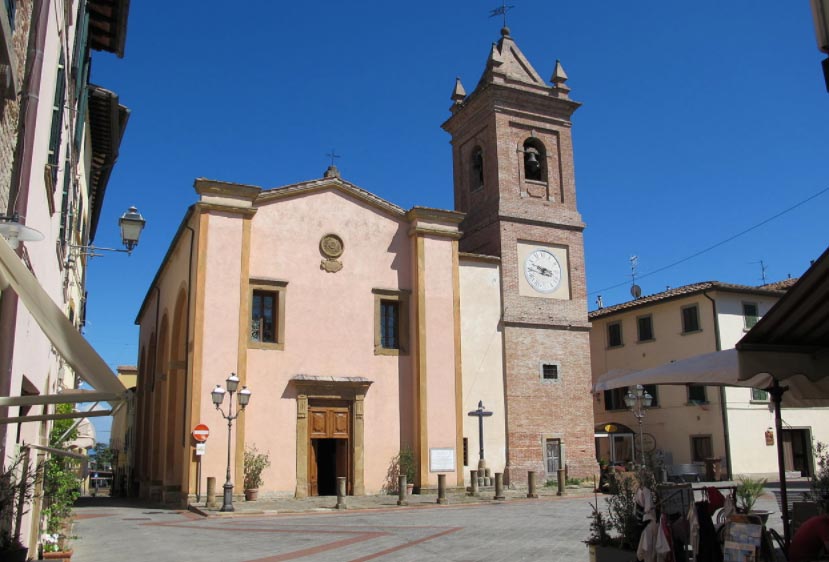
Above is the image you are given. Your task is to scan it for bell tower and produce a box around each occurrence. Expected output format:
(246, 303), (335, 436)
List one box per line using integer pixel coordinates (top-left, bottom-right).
(443, 27), (596, 481)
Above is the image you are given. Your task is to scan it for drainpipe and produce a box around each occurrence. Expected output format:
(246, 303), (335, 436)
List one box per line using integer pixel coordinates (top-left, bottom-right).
(702, 290), (732, 480)
(0, 0), (51, 458)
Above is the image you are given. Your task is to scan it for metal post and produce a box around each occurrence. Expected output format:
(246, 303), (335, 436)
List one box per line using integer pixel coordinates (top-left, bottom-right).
(397, 475), (408, 506)
(557, 468), (565, 496)
(221, 399), (234, 512)
(494, 472), (505, 500)
(770, 381), (791, 550)
(527, 470), (538, 498)
(196, 456), (202, 503)
(469, 469), (478, 496)
(336, 477), (347, 510)
(206, 476), (216, 508)
(638, 416), (646, 467)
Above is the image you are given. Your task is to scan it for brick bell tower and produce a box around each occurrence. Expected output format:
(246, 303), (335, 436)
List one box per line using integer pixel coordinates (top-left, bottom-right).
(443, 27), (596, 481)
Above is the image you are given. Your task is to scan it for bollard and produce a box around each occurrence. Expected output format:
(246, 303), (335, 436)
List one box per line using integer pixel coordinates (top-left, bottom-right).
(437, 474), (448, 505)
(206, 477), (216, 508)
(469, 470), (479, 496)
(557, 467), (565, 496)
(484, 468), (492, 486)
(397, 475), (408, 506)
(336, 477), (347, 510)
(527, 470), (538, 499)
(494, 472), (505, 500)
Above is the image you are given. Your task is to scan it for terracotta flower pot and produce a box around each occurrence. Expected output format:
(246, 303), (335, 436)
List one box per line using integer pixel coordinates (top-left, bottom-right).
(245, 488), (258, 501)
(43, 549), (73, 562)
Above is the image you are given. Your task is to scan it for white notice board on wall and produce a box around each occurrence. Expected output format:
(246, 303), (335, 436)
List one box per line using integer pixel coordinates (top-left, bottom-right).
(429, 448), (455, 472)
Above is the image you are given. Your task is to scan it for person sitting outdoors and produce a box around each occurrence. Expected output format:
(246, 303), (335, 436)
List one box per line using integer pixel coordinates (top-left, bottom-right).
(788, 514), (829, 562)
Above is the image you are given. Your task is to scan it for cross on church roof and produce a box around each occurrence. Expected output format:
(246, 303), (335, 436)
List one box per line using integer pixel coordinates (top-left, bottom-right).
(326, 149), (341, 167)
(489, 1), (515, 30)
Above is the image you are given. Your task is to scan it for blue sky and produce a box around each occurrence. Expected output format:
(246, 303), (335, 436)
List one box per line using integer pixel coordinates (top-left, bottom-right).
(82, 1), (829, 436)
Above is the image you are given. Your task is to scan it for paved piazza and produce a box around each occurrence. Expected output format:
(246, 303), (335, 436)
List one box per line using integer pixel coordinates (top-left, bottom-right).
(72, 496), (597, 561)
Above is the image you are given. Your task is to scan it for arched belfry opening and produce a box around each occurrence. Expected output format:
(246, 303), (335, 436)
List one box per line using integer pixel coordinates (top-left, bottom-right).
(523, 138), (546, 182)
(470, 146), (484, 191)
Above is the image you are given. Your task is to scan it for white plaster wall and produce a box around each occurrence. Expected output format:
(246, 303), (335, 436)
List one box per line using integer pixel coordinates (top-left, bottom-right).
(459, 259), (507, 480)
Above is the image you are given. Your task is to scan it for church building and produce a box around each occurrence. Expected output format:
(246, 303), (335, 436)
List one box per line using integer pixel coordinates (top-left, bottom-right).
(132, 27), (596, 503)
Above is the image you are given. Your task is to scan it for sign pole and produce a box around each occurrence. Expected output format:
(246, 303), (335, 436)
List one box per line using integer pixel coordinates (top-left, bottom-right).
(192, 424), (210, 504)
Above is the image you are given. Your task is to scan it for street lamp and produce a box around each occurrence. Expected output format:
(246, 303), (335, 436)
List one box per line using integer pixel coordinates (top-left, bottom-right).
(624, 384), (653, 467)
(211, 372), (251, 512)
(69, 205), (146, 258)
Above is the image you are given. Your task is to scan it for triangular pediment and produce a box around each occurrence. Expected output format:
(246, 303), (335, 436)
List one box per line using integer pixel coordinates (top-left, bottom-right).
(256, 176), (407, 219)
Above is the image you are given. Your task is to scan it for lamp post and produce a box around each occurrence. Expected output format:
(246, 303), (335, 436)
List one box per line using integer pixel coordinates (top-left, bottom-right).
(624, 384), (653, 467)
(211, 373), (251, 512)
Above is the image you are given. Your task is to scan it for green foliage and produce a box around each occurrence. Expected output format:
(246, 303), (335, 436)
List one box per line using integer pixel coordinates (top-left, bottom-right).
(604, 472), (642, 550)
(735, 475), (767, 513)
(397, 447), (416, 483)
(0, 451), (39, 551)
(243, 445), (271, 490)
(42, 403), (81, 545)
(585, 493), (612, 546)
(807, 441), (829, 513)
(91, 444), (115, 469)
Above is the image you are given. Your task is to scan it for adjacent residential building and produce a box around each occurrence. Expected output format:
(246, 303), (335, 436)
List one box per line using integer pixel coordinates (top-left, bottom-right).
(589, 279), (829, 479)
(0, 0), (131, 552)
(132, 27), (597, 504)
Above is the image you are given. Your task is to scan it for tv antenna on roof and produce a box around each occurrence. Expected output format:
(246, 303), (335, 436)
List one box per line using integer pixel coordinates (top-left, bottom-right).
(630, 255), (642, 299)
(753, 259), (768, 285)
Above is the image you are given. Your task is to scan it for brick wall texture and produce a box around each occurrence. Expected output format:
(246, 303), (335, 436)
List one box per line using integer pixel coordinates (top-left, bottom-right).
(0, 0), (32, 214)
(446, 57), (597, 481)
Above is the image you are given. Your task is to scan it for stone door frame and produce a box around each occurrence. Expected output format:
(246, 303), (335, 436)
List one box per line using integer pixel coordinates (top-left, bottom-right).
(291, 376), (372, 498)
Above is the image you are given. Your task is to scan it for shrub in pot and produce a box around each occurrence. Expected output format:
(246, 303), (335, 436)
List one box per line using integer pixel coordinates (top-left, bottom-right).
(244, 445), (270, 500)
(735, 475), (767, 514)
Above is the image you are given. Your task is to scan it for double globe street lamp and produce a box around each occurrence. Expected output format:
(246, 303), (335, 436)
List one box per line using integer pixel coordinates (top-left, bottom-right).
(211, 373), (251, 512)
(624, 384), (653, 467)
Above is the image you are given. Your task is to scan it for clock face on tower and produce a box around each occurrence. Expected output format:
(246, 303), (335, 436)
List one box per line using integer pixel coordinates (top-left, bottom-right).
(524, 249), (562, 294)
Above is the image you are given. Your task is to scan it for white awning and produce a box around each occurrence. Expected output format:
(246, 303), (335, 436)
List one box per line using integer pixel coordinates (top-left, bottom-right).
(593, 348), (829, 408)
(0, 236), (126, 398)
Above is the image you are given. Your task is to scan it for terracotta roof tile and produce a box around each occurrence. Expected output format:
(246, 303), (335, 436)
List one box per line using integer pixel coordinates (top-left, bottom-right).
(589, 279), (797, 319)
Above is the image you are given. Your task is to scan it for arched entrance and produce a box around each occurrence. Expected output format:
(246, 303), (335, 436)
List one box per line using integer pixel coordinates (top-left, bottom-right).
(594, 422), (635, 465)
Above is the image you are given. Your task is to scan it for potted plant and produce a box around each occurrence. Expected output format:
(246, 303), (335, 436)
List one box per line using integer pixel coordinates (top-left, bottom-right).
(243, 445), (270, 501)
(41, 404), (81, 561)
(398, 447), (416, 495)
(735, 475), (768, 520)
(585, 470), (649, 562)
(0, 451), (38, 562)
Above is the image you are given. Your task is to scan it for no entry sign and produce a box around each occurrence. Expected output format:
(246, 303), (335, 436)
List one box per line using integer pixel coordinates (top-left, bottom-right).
(192, 424), (210, 442)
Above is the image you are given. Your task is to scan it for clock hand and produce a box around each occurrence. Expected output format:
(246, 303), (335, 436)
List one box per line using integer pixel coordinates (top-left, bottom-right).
(531, 265), (553, 277)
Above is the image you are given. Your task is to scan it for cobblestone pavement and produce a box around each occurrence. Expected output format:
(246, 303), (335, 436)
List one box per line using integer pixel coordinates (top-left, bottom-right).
(70, 485), (783, 562)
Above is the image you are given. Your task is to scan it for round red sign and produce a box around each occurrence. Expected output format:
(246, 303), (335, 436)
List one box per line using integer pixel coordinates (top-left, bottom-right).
(192, 424), (210, 442)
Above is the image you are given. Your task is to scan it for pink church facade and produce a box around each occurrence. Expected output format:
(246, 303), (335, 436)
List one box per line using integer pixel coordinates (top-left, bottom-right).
(134, 173), (465, 500)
